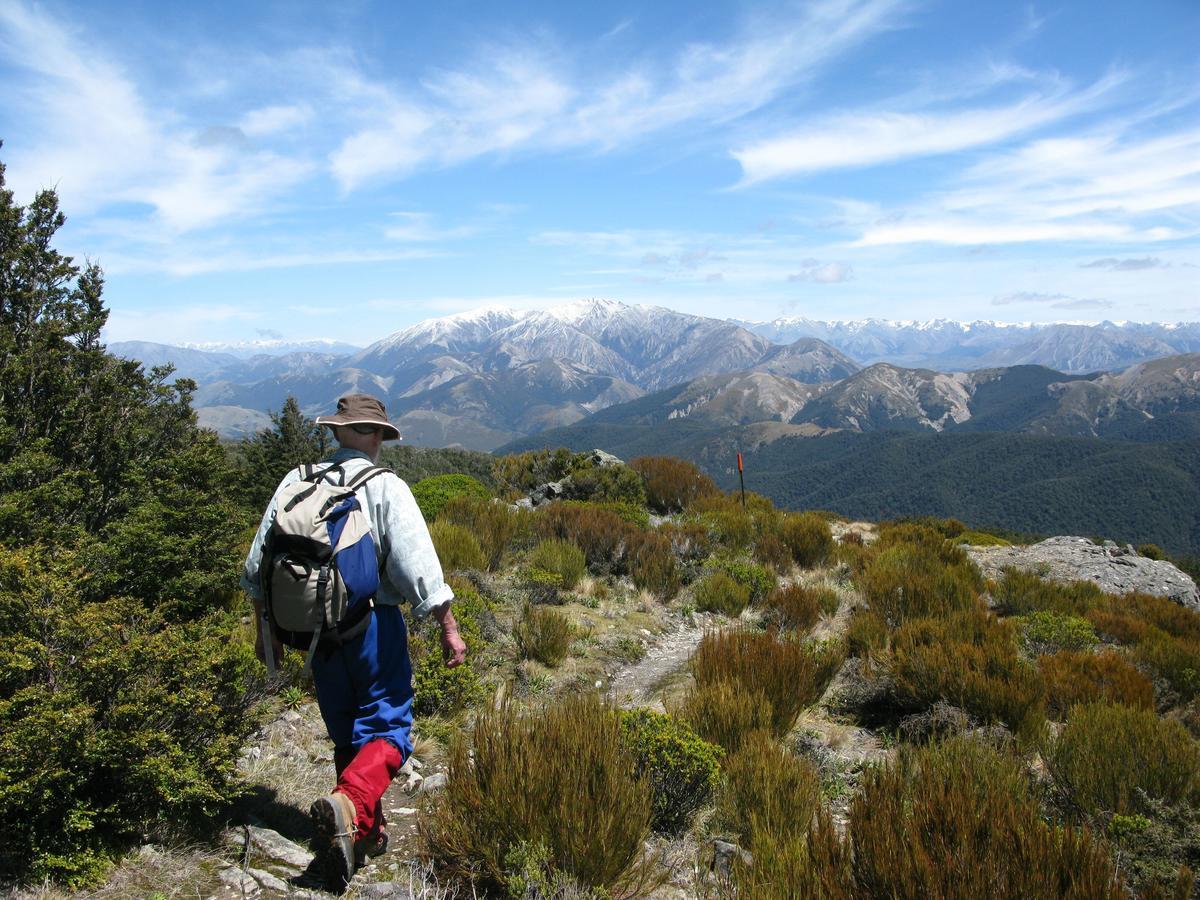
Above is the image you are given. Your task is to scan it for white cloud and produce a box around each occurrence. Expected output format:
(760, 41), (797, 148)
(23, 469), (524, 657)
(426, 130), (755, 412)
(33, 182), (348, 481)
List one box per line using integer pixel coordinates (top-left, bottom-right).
(992, 291), (1111, 310)
(239, 103), (314, 137)
(788, 259), (853, 283)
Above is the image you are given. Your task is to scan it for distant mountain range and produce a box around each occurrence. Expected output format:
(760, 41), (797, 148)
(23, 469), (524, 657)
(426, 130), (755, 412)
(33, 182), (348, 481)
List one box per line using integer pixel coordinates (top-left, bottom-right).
(109, 301), (1199, 449)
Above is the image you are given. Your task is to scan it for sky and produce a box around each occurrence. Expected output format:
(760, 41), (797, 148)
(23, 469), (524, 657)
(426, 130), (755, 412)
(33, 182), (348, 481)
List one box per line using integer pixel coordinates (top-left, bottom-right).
(0, 0), (1197, 346)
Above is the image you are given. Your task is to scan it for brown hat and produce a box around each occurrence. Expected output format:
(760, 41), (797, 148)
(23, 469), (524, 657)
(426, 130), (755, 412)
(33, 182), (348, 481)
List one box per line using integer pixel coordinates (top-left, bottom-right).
(316, 394), (401, 441)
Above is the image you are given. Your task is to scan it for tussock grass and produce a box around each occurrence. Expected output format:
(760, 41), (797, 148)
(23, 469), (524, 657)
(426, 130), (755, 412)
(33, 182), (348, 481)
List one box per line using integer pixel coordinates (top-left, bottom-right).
(514, 603), (573, 667)
(420, 693), (654, 896)
(693, 571), (750, 617)
(764, 583), (839, 633)
(527, 538), (586, 590)
(1039, 650), (1155, 719)
(429, 520), (487, 571)
(674, 680), (772, 754)
(715, 731), (821, 847)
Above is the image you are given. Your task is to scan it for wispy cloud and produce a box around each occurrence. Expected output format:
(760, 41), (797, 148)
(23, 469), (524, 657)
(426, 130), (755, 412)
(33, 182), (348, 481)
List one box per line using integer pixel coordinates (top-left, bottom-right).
(993, 291), (1111, 310)
(788, 259), (853, 283)
(1080, 256), (1169, 270)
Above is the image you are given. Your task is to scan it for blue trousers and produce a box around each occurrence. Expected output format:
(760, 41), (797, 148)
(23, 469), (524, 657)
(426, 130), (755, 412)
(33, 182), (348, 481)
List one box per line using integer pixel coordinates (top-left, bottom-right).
(310, 604), (415, 761)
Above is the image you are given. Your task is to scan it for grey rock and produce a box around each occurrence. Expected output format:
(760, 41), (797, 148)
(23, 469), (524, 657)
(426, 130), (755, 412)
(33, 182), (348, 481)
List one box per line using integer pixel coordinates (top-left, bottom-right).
(217, 866), (260, 894)
(711, 839), (752, 878)
(247, 867), (290, 893)
(529, 480), (565, 507)
(586, 448), (624, 468)
(419, 772), (447, 794)
(967, 536), (1199, 610)
(281, 709), (303, 725)
(359, 883), (415, 898)
(244, 825), (314, 870)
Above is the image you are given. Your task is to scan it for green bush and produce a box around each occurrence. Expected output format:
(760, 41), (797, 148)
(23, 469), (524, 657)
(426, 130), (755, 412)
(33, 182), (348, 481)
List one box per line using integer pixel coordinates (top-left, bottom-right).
(420, 693), (653, 895)
(563, 464), (647, 506)
(514, 604), (573, 667)
(536, 502), (632, 575)
(779, 512), (834, 568)
(1038, 650), (1154, 719)
(412, 474), (491, 521)
(847, 609), (890, 658)
(764, 584), (839, 633)
(438, 495), (524, 571)
(1020, 610), (1098, 655)
(626, 530), (681, 598)
(850, 737), (1123, 899)
(620, 709), (723, 834)
(1136, 630), (1200, 701)
(715, 731), (821, 847)
(993, 569), (1105, 616)
(410, 580), (491, 717)
(691, 630), (843, 738)
(674, 681), (773, 754)
(861, 541), (981, 628)
(524, 566), (565, 605)
(693, 572), (751, 616)
(753, 531), (793, 573)
(709, 557), (777, 604)
(890, 609), (1046, 743)
(1138, 543), (1166, 561)
(430, 520), (488, 571)
(1050, 702), (1200, 816)
(528, 539), (586, 591)
(630, 456), (719, 514)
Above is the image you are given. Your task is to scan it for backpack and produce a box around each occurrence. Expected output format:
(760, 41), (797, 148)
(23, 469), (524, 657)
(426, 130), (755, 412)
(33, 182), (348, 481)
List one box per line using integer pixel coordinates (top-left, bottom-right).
(260, 463), (390, 672)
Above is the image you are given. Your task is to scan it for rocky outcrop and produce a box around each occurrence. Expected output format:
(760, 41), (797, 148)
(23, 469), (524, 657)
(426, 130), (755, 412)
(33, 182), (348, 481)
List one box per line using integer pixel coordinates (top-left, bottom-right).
(966, 536), (1199, 610)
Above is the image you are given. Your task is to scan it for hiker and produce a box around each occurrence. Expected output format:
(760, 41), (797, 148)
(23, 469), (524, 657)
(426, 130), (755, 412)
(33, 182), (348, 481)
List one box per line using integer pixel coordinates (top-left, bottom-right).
(241, 393), (466, 889)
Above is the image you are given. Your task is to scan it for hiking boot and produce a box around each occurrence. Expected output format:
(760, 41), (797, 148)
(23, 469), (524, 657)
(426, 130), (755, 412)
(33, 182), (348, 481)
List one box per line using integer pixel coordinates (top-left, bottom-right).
(310, 791), (357, 890)
(357, 827), (389, 864)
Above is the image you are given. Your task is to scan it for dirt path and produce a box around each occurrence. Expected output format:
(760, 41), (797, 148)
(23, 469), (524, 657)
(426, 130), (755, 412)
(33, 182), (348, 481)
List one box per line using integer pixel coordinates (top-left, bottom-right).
(607, 616), (710, 710)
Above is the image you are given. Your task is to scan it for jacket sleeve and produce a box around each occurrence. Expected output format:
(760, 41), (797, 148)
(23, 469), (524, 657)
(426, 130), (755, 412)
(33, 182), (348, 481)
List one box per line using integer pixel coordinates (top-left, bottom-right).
(240, 468), (304, 602)
(377, 474), (455, 619)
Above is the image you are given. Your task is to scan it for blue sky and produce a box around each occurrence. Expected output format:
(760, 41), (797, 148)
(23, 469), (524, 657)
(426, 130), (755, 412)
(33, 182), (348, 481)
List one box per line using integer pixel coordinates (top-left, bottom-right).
(0, 0), (1196, 345)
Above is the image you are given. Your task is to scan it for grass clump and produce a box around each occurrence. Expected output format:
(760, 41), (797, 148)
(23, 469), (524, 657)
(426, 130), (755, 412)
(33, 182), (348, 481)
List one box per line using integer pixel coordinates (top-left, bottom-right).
(620, 709), (723, 834)
(1049, 702), (1200, 816)
(674, 681), (773, 754)
(412, 473), (491, 521)
(764, 583), (839, 633)
(527, 538), (586, 591)
(861, 540), (981, 627)
(1020, 610), (1099, 655)
(708, 556), (777, 604)
(626, 530), (681, 598)
(779, 512), (834, 568)
(849, 737), (1124, 899)
(715, 731), (821, 846)
(847, 609), (890, 658)
(438, 495), (524, 571)
(993, 568), (1105, 616)
(691, 629), (844, 737)
(1038, 651), (1154, 719)
(514, 604), (573, 667)
(630, 455), (718, 514)
(890, 609), (1046, 743)
(420, 693), (653, 896)
(430, 520), (487, 572)
(536, 502), (631, 575)
(693, 571), (751, 617)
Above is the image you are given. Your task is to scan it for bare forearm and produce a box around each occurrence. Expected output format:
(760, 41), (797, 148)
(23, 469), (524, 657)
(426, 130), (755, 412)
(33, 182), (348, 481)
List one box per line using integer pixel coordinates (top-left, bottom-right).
(431, 601), (458, 633)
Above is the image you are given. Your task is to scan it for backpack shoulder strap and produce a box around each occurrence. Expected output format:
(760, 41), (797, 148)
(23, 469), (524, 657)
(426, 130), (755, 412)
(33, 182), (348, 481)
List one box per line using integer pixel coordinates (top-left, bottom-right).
(347, 465), (391, 492)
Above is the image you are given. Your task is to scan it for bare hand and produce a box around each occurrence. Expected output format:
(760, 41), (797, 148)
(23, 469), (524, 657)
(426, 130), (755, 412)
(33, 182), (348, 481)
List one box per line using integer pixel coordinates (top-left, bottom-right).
(441, 627), (467, 668)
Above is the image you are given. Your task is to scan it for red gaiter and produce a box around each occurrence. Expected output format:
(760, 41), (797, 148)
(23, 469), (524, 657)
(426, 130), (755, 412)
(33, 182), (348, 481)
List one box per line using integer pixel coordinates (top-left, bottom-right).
(333, 739), (404, 840)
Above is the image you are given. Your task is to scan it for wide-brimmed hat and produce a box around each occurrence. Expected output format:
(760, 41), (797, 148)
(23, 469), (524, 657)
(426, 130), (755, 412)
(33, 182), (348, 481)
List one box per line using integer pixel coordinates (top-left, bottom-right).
(315, 394), (401, 441)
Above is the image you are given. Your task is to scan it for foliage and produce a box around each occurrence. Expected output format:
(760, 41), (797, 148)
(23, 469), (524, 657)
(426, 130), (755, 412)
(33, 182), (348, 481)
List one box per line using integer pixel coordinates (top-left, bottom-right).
(674, 680), (773, 755)
(380, 443), (497, 490)
(715, 731), (821, 847)
(993, 568), (1105, 616)
(847, 609), (890, 658)
(764, 584), (838, 633)
(778, 512), (834, 568)
(1020, 611), (1099, 655)
(524, 567), (565, 605)
(411, 473), (491, 522)
(629, 455), (718, 514)
(707, 556), (777, 604)
(693, 572), (751, 617)
(1135, 630), (1200, 701)
(439, 495), (525, 571)
(752, 531), (792, 573)
(409, 581), (491, 717)
(619, 709), (723, 834)
(514, 604), (573, 667)
(1038, 651), (1154, 720)
(691, 629), (843, 737)
(890, 609), (1046, 743)
(430, 520), (488, 571)
(535, 502), (631, 575)
(1049, 702), (1200, 816)
(527, 539), (586, 591)
(849, 737), (1124, 899)
(953, 530), (1012, 546)
(1138, 543), (1167, 561)
(563, 462), (647, 506)
(420, 693), (653, 895)
(860, 540), (981, 627)
(233, 397), (333, 510)
(492, 447), (581, 495)
(626, 530), (681, 598)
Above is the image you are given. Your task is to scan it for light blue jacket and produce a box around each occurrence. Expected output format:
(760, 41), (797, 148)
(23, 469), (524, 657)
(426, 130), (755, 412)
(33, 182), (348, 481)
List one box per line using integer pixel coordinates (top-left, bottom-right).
(241, 448), (454, 619)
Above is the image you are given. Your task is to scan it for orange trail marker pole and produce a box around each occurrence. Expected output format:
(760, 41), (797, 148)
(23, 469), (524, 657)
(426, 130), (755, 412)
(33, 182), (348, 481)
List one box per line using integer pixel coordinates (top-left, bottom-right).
(737, 452), (746, 509)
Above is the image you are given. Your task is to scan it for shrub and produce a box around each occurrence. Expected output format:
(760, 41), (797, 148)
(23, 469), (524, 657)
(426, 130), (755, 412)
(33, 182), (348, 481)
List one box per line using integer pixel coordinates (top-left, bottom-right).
(563, 463), (647, 506)
(779, 512), (834, 568)
(953, 530), (1012, 547)
(709, 557), (777, 604)
(890, 610), (1046, 743)
(411, 473), (491, 521)
(524, 566), (565, 605)
(1120, 591), (1200, 642)
(715, 731), (821, 847)
(620, 709), (723, 834)
(1136, 631), (1200, 701)
(584, 499), (650, 529)
(764, 584), (839, 633)
(675, 681), (773, 754)
(410, 581), (491, 717)
(731, 811), (852, 900)
(860, 542), (981, 628)
(1138, 543), (1166, 560)
(1020, 610), (1098, 655)
(439, 495), (523, 571)
(693, 572), (751, 617)
(847, 609), (890, 658)
(626, 530), (681, 598)
(753, 532), (792, 573)
(659, 520), (713, 563)
(514, 604), (573, 667)
(691, 630), (844, 737)
(1050, 702), (1200, 816)
(430, 520), (487, 571)
(689, 495), (760, 552)
(491, 448), (579, 495)
(850, 737), (1123, 899)
(527, 539), (586, 591)
(420, 693), (653, 895)
(536, 502), (632, 575)
(630, 456), (719, 514)
(993, 568), (1104, 616)
(1038, 651), (1154, 719)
